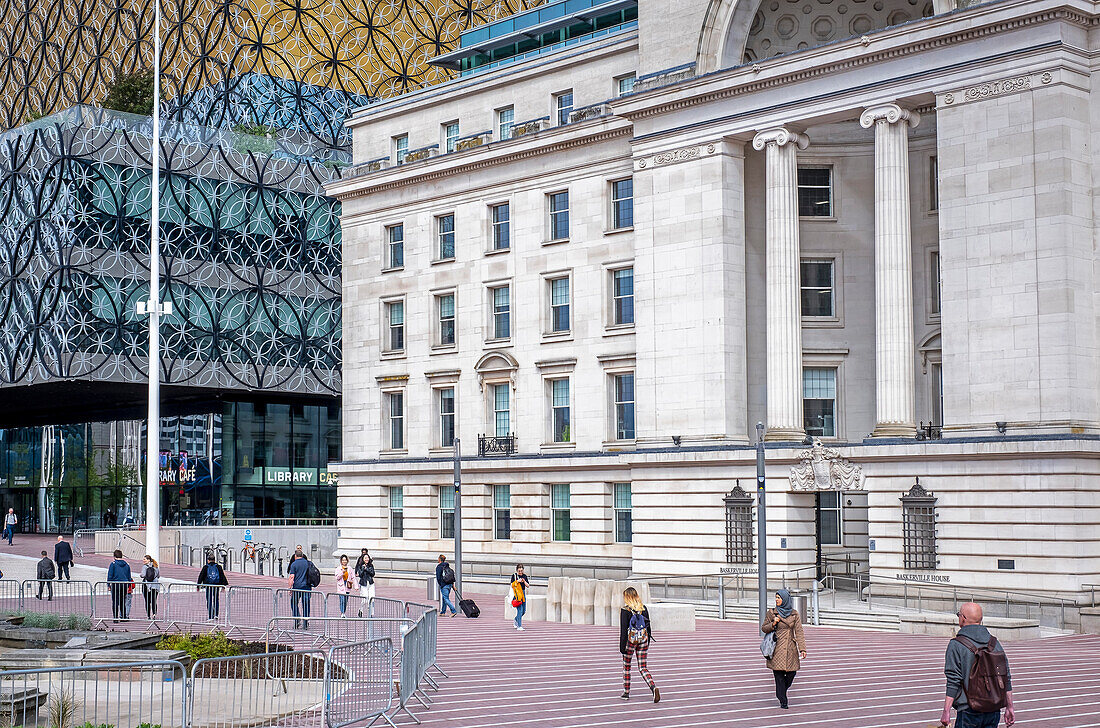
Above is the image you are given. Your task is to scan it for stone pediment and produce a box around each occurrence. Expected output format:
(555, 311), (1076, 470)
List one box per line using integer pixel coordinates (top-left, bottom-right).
(789, 441), (865, 491)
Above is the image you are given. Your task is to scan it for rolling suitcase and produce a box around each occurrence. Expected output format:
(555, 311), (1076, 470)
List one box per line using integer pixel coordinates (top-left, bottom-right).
(456, 590), (480, 618)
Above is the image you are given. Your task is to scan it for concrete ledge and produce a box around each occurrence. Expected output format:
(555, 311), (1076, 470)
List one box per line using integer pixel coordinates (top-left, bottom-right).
(646, 602), (696, 632)
(504, 595), (546, 623)
(0, 648), (192, 676)
(1081, 607), (1100, 635)
(898, 614), (1040, 640)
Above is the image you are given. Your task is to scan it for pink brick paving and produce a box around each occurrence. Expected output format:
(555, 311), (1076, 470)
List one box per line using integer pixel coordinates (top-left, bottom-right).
(7, 535), (1100, 727)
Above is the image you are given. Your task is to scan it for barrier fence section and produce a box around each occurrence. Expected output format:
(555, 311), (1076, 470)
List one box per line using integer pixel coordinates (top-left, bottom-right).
(19, 579), (94, 617)
(226, 584), (276, 628)
(324, 593), (407, 620)
(398, 610), (439, 722)
(266, 616), (411, 653)
(165, 583), (229, 624)
(0, 661), (188, 728)
(190, 648), (329, 728)
(275, 587), (327, 624)
(0, 579), (20, 611)
(325, 638), (396, 728)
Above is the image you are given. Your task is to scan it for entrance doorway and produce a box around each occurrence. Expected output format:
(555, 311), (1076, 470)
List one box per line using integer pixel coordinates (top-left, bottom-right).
(814, 490), (869, 583)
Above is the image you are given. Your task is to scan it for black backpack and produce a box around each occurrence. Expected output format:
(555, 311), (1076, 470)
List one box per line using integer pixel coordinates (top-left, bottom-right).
(440, 563), (456, 585)
(305, 560), (321, 588)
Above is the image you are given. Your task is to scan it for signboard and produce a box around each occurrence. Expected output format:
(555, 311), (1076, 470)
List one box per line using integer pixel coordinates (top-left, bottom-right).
(262, 468), (339, 486)
(244, 529), (253, 542)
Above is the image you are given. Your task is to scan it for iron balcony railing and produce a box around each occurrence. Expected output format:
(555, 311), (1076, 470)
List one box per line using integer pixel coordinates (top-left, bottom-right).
(478, 434), (516, 456)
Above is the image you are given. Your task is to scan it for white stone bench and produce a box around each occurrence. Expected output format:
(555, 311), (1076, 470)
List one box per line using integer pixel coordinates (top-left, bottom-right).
(646, 602), (696, 632)
(503, 595), (546, 623)
(898, 613), (1040, 640)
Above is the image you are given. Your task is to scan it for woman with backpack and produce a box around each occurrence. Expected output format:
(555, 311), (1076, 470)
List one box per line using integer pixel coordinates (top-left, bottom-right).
(140, 554), (161, 619)
(334, 554), (359, 617)
(354, 548), (375, 617)
(761, 588), (807, 709)
(619, 587), (660, 703)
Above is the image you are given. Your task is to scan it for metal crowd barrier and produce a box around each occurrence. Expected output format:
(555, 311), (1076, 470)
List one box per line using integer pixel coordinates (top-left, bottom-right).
(19, 579), (94, 617)
(190, 648), (328, 727)
(266, 616), (411, 653)
(0, 660), (188, 728)
(274, 587), (326, 624)
(0, 579), (21, 611)
(324, 638), (395, 728)
(163, 583), (229, 624)
(398, 610), (440, 722)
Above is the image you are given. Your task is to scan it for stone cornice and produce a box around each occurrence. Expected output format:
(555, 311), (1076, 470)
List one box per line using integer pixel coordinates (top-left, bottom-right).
(614, 2), (1097, 123)
(328, 122), (631, 200)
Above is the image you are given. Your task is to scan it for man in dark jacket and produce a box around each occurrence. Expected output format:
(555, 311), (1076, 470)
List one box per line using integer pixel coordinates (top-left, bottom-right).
(106, 550), (132, 622)
(35, 551), (55, 600)
(435, 554), (457, 616)
(197, 553), (229, 620)
(54, 536), (73, 581)
(941, 602), (1016, 728)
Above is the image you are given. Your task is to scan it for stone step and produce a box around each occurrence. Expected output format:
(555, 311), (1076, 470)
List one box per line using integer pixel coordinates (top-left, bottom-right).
(688, 601), (903, 631)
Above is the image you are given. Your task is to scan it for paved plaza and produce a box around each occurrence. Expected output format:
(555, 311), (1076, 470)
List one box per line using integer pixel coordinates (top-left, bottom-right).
(2, 538), (1099, 727)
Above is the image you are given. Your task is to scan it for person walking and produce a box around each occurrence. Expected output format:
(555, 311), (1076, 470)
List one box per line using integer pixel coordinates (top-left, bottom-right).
(3, 508), (17, 545)
(940, 602), (1016, 728)
(287, 547), (314, 629)
(106, 550), (132, 622)
(762, 589), (807, 709)
(435, 554), (457, 617)
(334, 554), (358, 617)
(140, 555), (161, 620)
(619, 587), (659, 702)
(53, 535), (73, 581)
(354, 548), (376, 617)
(35, 551), (55, 600)
(197, 552), (228, 620)
(510, 564), (530, 630)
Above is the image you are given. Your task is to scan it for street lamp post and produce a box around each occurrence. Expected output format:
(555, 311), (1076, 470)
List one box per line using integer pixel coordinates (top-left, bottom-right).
(452, 438), (462, 596)
(144, 0), (163, 557)
(756, 421), (767, 626)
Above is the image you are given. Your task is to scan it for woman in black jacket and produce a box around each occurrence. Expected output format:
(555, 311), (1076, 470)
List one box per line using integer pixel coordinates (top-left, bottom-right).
(354, 548), (376, 617)
(619, 587), (660, 703)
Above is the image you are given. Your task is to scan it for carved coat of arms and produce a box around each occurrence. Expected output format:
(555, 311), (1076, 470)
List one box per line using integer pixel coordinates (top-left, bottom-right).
(789, 441), (865, 491)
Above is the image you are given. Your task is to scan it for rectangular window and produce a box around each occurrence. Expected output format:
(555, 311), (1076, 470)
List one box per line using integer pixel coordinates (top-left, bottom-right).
(440, 486), (455, 539)
(555, 90), (573, 125)
(817, 491), (842, 546)
(494, 484), (511, 540)
(437, 293), (455, 346)
(803, 367), (837, 438)
(929, 250), (941, 316)
(612, 267), (634, 325)
(491, 285), (511, 339)
(797, 167), (832, 217)
(551, 484), (571, 541)
(548, 191), (569, 241)
(497, 107), (514, 140)
(800, 259), (834, 317)
(931, 362), (943, 426)
(387, 391), (404, 450)
(614, 482), (632, 543)
(725, 489), (754, 563)
(491, 203), (510, 250)
(437, 214), (455, 260)
(929, 155), (939, 212)
(386, 224), (404, 269)
(549, 277), (570, 333)
(439, 387), (456, 448)
(614, 373), (635, 440)
(551, 379), (570, 443)
(611, 178), (633, 229)
(394, 134), (408, 165)
(493, 383), (510, 437)
(386, 301), (404, 352)
(617, 74), (636, 96)
(443, 121), (459, 153)
(389, 486), (404, 537)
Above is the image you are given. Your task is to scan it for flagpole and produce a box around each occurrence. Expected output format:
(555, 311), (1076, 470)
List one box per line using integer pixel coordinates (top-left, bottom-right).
(144, 0), (163, 557)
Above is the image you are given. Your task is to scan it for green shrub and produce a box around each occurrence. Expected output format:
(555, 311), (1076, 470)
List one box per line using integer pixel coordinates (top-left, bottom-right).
(102, 70), (154, 116)
(155, 632), (242, 660)
(63, 614), (92, 631)
(14, 610), (61, 629)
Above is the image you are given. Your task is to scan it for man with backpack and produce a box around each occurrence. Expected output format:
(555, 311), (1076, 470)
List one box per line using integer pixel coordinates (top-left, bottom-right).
(941, 602), (1015, 728)
(435, 554), (458, 617)
(197, 552), (229, 620)
(288, 547), (320, 628)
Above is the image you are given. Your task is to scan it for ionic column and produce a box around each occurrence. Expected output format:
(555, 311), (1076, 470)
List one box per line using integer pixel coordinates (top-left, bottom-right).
(753, 128), (809, 441)
(860, 104), (919, 437)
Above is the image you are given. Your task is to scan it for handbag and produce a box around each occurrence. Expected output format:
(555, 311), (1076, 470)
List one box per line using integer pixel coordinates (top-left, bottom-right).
(511, 598), (521, 608)
(760, 630), (776, 658)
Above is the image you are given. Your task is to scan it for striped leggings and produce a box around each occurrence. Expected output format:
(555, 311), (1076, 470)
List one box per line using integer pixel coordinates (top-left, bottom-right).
(623, 639), (656, 694)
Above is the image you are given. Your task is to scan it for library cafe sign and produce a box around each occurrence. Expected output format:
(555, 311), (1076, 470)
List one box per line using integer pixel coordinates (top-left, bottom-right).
(789, 441), (865, 492)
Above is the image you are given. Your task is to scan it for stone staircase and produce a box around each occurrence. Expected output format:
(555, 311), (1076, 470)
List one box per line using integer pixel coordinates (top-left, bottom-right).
(689, 600), (903, 631)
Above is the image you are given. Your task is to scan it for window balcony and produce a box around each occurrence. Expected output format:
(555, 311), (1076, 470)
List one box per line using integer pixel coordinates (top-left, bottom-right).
(478, 434), (516, 456)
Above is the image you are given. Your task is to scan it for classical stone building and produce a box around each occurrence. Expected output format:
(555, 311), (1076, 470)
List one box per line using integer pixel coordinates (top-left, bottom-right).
(330, 0), (1100, 596)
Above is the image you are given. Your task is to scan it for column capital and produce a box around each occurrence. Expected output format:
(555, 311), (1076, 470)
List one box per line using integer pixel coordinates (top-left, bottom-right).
(751, 127), (809, 151)
(860, 103), (920, 129)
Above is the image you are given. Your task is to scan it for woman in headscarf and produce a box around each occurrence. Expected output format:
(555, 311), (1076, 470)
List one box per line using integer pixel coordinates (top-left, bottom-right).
(761, 588), (807, 709)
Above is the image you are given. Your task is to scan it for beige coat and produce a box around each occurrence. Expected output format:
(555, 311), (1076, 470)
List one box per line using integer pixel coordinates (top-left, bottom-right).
(762, 609), (807, 672)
